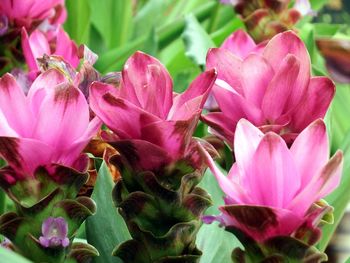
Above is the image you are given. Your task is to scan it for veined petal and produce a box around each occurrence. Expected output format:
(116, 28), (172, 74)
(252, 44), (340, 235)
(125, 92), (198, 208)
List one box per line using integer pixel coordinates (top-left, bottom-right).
(262, 54), (300, 121)
(89, 82), (160, 139)
(0, 74), (33, 137)
(206, 48), (243, 95)
(291, 119), (329, 189)
(169, 69), (216, 120)
(122, 51), (173, 119)
(245, 133), (300, 207)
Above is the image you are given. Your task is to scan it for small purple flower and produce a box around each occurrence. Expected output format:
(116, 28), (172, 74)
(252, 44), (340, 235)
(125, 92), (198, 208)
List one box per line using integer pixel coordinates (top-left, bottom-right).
(39, 217), (70, 248)
(0, 14), (8, 36)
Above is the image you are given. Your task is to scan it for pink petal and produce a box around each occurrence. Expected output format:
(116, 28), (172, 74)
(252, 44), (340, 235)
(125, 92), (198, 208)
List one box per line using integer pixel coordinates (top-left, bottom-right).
(234, 119), (264, 179)
(54, 28), (79, 68)
(291, 119), (329, 189)
(213, 80), (264, 125)
(198, 143), (250, 204)
(263, 31), (310, 109)
(141, 115), (198, 158)
(245, 133), (300, 207)
(241, 54), (274, 107)
(290, 77), (335, 131)
(169, 69), (216, 120)
(21, 28), (50, 72)
(121, 51), (173, 119)
(89, 82), (160, 139)
(261, 54), (300, 121)
(32, 84), (89, 151)
(0, 74), (33, 137)
(206, 48), (243, 95)
(27, 69), (67, 116)
(221, 30), (258, 59)
(0, 137), (53, 175)
(289, 151), (343, 216)
(201, 112), (235, 147)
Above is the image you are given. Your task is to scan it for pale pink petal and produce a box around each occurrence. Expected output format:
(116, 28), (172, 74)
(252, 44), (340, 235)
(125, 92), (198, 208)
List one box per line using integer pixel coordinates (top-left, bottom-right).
(122, 51), (173, 119)
(0, 74), (34, 137)
(206, 48), (243, 95)
(263, 31), (310, 109)
(245, 133), (300, 207)
(32, 84), (89, 150)
(290, 77), (335, 131)
(261, 54), (300, 121)
(21, 28), (38, 72)
(241, 54), (274, 107)
(234, 119), (264, 179)
(289, 151), (343, 216)
(169, 69), (216, 120)
(221, 30), (258, 59)
(291, 119), (329, 188)
(89, 82), (160, 139)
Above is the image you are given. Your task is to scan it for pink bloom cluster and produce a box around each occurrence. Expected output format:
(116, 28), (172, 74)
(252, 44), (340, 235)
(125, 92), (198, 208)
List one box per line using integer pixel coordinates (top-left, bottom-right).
(201, 118), (343, 242)
(0, 70), (100, 184)
(90, 51), (217, 171)
(202, 30), (335, 147)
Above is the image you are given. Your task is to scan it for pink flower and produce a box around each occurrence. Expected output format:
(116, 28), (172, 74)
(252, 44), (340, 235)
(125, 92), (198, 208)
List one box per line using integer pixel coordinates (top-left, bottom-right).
(90, 51), (217, 171)
(0, 69), (101, 184)
(21, 27), (79, 77)
(0, 0), (66, 30)
(202, 31), (335, 147)
(200, 118), (343, 242)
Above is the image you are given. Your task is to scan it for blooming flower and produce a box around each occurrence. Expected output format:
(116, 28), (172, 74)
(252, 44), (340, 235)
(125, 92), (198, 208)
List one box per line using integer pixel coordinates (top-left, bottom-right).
(0, 69), (101, 184)
(0, 0), (66, 30)
(39, 217), (69, 248)
(201, 118), (343, 242)
(90, 51), (216, 170)
(21, 27), (79, 77)
(202, 31), (335, 147)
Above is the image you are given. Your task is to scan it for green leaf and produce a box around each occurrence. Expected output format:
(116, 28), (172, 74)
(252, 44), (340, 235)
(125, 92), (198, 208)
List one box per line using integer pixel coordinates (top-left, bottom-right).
(196, 169), (241, 262)
(182, 13), (216, 67)
(89, 0), (133, 49)
(309, 0), (328, 10)
(86, 162), (131, 263)
(64, 0), (91, 44)
(0, 247), (33, 263)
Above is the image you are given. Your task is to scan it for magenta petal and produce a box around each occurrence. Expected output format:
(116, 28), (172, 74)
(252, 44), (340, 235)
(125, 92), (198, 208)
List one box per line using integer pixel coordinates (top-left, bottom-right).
(221, 30), (259, 59)
(90, 82), (160, 139)
(245, 133), (300, 207)
(54, 28), (79, 68)
(261, 54), (300, 121)
(290, 77), (335, 131)
(241, 54), (274, 107)
(169, 69), (216, 120)
(263, 31), (310, 107)
(0, 74), (34, 137)
(122, 51), (173, 119)
(291, 119), (329, 188)
(206, 48), (243, 95)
